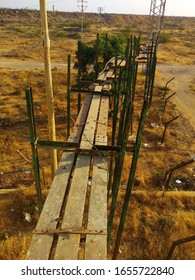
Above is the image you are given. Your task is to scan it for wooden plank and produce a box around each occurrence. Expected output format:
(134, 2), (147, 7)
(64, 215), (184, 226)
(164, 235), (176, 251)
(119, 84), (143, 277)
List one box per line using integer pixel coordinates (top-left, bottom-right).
(80, 95), (101, 149)
(106, 69), (115, 79)
(117, 58), (126, 67)
(67, 94), (92, 144)
(54, 155), (91, 260)
(103, 84), (112, 91)
(97, 58), (125, 81)
(26, 152), (75, 260)
(97, 69), (114, 81)
(97, 72), (108, 81)
(94, 85), (102, 92)
(85, 156), (107, 259)
(95, 96), (109, 146)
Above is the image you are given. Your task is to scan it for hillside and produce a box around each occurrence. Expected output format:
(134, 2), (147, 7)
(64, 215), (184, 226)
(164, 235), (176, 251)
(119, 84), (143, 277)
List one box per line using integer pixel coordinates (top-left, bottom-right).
(1, 9), (195, 64)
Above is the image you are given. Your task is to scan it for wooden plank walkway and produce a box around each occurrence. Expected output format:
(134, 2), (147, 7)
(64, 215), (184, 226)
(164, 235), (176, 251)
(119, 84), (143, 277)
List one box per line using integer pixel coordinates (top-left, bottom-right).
(95, 96), (109, 146)
(67, 94), (92, 144)
(26, 88), (109, 260)
(26, 58), (125, 260)
(85, 156), (107, 259)
(80, 94), (101, 149)
(25, 152), (76, 260)
(54, 155), (91, 260)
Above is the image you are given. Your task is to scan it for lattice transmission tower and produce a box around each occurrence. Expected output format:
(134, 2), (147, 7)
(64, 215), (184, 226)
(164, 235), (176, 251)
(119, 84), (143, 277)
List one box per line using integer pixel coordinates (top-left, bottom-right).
(146, 0), (167, 46)
(138, 0), (166, 62)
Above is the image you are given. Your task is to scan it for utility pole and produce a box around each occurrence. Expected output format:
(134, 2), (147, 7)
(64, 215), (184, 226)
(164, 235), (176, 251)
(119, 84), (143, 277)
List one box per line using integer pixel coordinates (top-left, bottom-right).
(39, 0), (57, 178)
(97, 6), (103, 33)
(77, 0), (88, 42)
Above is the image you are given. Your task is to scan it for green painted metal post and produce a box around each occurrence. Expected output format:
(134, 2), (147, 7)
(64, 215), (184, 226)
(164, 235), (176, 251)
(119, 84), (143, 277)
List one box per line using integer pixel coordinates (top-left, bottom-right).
(117, 36), (133, 146)
(67, 55), (71, 139)
(108, 52), (119, 199)
(112, 52), (119, 146)
(107, 154), (114, 198)
(148, 46), (157, 105)
(129, 36), (139, 135)
(144, 40), (157, 103)
(77, 40), (82, 114)
(104, 33), (108, 63)
(108, 152), (125, 240)
(25, 87), (43, 214)
(122, 38), (130, 93)
(108, 96), (135, 241)
(108, 37), (138, 240)
(113, 101), (149, 259)
(95, 33), (100, 79)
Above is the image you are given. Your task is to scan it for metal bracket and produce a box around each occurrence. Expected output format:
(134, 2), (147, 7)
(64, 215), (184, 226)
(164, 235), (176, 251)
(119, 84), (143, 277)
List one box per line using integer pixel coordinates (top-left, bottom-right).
(33, 228), (107, 236)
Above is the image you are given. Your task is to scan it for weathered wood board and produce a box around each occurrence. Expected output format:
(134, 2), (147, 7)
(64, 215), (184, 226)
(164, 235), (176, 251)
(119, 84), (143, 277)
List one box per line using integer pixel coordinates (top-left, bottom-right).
(26, 152), (75, 260)
(85, 156), (107, 259)
(80, 95), (101, 149)
(95, 96), (109, 145)
(67, 94), (92, 144)
(54, 155), (91, 260)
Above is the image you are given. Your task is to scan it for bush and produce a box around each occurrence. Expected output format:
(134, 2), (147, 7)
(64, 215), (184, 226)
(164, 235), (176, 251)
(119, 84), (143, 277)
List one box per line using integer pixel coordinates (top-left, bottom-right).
(74, 42), (97, 75)
(74, 34), (127, 75)
(98, 33), (126, 59)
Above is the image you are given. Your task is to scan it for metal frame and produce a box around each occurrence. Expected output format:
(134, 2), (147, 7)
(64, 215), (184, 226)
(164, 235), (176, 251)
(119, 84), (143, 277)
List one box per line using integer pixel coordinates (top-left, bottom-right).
(25, 33), (159, 259)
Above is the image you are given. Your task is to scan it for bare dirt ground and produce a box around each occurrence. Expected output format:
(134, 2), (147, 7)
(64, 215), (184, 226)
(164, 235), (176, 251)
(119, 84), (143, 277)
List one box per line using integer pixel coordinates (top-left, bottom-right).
(0, 59), (68, 70)
(156, 64), (195, 131)
(1, 59), (194, 131)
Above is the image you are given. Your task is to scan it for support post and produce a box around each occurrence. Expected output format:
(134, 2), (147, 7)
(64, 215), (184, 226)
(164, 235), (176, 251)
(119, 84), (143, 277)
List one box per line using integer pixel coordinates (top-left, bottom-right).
(95, 33), (100, 79)
(113, 101), (149, 259)
(39, 0), (57, 178)
(77, 40), (82, 114)
(163, 92), (176, 113)
(67, 55), (71, 139)
(104, 33), (108, 63)
(112, 52), (119, 146)
(166, 235), (195, 260)
(164, 158), (194, 191)
(162, 77), (175, 98)
(25, 88), (43, 214)
(108, 36), (140, 240)
(161, 115), (179, 144)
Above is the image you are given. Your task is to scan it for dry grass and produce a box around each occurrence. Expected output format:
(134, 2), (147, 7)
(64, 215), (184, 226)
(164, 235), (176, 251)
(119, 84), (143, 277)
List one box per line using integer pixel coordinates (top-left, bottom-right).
(0, 9), (194, 260)
(109, 191), (195, 260)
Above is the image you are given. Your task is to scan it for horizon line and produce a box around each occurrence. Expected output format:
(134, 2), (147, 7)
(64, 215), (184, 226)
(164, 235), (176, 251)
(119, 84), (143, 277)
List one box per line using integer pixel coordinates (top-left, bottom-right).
(0, 7), (195, 18)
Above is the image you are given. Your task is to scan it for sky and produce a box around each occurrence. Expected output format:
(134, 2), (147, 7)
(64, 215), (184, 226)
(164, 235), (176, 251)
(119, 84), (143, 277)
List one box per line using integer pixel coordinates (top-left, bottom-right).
(0, 0), (195, 17)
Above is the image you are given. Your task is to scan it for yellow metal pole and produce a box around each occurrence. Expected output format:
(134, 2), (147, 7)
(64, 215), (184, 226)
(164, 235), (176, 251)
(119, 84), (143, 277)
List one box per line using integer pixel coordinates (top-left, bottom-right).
(39, 0), (57, 178)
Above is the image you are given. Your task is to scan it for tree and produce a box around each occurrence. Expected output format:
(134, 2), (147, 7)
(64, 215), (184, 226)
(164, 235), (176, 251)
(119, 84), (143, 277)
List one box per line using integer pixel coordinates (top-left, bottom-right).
(74, 34), (126, 76)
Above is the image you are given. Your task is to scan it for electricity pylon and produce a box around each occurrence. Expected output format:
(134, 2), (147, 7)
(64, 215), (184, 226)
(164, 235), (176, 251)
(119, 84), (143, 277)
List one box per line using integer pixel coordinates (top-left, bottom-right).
(77, 0), (88, 42)
(146, 0), (167, 46)
(137, 0), (166, 63)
